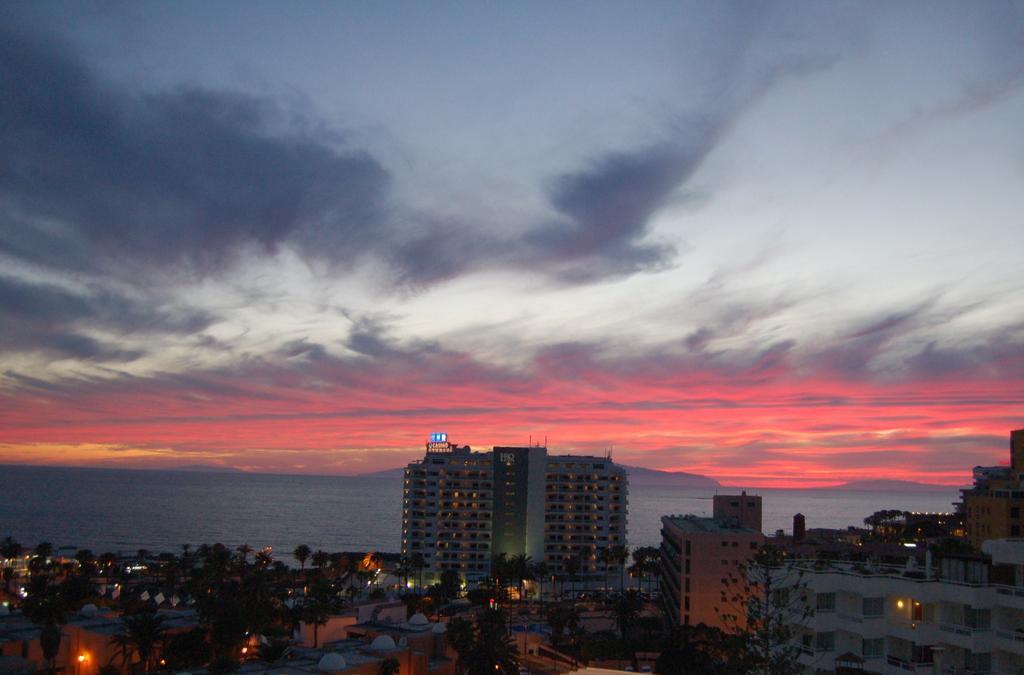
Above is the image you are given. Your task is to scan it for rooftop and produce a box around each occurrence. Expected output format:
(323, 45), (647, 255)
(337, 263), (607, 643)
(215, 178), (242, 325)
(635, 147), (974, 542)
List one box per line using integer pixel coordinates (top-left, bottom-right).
(663, 515), (761, 535)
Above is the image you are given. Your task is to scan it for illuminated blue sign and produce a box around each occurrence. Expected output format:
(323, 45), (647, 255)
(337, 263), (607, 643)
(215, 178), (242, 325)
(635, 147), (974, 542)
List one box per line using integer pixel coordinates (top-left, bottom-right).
(430, 432), (448, 443)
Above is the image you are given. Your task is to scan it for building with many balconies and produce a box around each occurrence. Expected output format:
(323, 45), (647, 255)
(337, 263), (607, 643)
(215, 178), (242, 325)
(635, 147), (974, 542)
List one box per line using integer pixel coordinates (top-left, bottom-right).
(401, 433), (627, 585)
(764, 539), (1024, 674)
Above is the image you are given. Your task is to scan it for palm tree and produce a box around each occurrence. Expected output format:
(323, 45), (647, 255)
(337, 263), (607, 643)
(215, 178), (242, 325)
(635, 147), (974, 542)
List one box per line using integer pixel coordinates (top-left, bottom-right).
(301, 581), (333, 648)
(531, 561), (549, 607)
(236, 544), (253, 566)
(449, 609), (518, 675)
(609, 545), (629, 591)
(564, 555), (580, 599)
(613, 591), (642, 639)
(110, 610), (168, 673)
(446, 617), (475, 674)
(293, 545), (312, 571)
(597, 548), (612, 594)
(0, 536), (21, 561)
(311, 550), (330, 573)
(632, 546), (660, 593)
(409, 553), (426, 594)
(508, 554), (532, 603)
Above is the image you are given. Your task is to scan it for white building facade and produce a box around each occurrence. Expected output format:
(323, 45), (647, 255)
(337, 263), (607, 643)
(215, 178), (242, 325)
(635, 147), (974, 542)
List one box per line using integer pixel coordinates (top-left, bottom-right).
(768, 543), (1024, 674)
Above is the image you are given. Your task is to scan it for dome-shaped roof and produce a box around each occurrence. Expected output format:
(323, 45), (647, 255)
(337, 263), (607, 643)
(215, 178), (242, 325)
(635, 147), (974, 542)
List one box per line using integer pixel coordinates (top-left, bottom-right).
(317, 653), (348, 672)
(431, 622), (447, 634)
(408, 613), (429, 626)
(80, 604), (99, 617)
(370, 635), (397, 651)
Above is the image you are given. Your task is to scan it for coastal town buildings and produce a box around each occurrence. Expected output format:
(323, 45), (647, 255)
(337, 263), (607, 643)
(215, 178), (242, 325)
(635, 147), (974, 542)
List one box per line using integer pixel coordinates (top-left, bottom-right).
(659, 493), (765, 629)
(764, 538), (1024, 674)
(401, 434), (628, 584)
(961, 429), (1024, 549)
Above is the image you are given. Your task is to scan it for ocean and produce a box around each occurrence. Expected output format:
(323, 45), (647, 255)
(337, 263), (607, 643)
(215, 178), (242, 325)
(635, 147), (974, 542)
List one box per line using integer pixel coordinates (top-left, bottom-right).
(0, 465), (961, 559)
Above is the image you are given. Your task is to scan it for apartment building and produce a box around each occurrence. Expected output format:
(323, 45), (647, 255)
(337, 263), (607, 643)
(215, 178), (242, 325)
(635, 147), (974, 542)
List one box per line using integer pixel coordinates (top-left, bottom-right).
(766, 540), (1024, 674)
(401, 434), (627, 584)
(961, 429), (1024, 549)
(659, 513), (765, 629)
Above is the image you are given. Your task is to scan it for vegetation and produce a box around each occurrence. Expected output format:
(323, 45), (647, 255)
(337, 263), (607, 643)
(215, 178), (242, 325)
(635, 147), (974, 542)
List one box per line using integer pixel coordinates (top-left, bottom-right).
(718, 545), (814, 675)
(446, 608), (519, 675)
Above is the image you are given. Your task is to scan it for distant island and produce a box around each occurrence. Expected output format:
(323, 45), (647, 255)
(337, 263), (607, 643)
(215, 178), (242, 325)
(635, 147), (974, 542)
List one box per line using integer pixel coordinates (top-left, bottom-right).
(621, 465), (720, 488)
(827, 479), (959, 493)
(172, 464), (243, 473)
(354, 463), (720, 488)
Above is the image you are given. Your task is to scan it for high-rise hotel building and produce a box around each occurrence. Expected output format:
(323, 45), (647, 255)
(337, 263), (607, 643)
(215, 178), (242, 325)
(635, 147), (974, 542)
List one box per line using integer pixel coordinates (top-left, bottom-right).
(401, 433), (628, 583)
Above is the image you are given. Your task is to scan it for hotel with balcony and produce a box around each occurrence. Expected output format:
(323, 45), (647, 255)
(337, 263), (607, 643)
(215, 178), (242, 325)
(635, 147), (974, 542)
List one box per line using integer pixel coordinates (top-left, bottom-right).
(401, 433), (627, 584)
(765, 539), (1024, 674)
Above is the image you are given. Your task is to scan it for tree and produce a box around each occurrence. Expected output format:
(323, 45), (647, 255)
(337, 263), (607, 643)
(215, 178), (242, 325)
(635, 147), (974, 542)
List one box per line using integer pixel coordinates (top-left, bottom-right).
(161, 627), (211, 671)
(545, 602), (579, 650)
(654, 624), (734, 675)
(598, 548), (613, 593)
(311, 550), (330, 572)
(110, 610), (168, 673)
(23, 578), (66, 674)
(439, 569), (461, 601)
(508, 554), (532, 602)
(409, 553), (426, 594)
(613, 590), (642, 640)
(718, 545), (813, 675)
(293, 545), (311, 571)
(449, 608), (519, 675)
(1, 536), (22, 560)
(631, 547), (660, 594)
(531, 561), (549, 606)
(302, 579), (333, 647)
(379, 657), (400, 675)
(608, 545), (629, 591)
(563, 555), (580, 599)
(446, 617), (475, 674)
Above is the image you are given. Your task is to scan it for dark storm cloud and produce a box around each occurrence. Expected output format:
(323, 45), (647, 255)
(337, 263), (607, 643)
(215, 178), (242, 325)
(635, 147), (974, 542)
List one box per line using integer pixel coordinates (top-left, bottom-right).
(0, 23), (390, 280)
(0, 15), (836, 291)
(0, 274), (210, 361)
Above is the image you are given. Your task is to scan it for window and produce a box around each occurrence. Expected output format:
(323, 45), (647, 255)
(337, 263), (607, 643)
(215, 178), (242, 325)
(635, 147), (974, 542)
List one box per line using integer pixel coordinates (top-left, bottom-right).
(966, 607), (991, 630)
(1012, 507), (1020, 518)
(862, 597), (884, 617)
(862, 638), (884, 658)
(816, 592), (836, 613)
(685, 540), (691, 556)
(814, 632), (835, 652)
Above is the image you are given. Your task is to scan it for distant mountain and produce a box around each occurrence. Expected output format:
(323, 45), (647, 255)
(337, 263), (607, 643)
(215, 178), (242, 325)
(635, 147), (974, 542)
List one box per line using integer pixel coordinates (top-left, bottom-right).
(623, 465), (721, 488)
(353, 464), (720, 487)
(172, 464), (243, 473)
(829, 479), (959, 493)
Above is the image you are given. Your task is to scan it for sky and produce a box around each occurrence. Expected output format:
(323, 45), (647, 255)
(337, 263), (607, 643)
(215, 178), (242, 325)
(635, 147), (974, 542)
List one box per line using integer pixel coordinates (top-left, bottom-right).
(1, 1), (1022, 487)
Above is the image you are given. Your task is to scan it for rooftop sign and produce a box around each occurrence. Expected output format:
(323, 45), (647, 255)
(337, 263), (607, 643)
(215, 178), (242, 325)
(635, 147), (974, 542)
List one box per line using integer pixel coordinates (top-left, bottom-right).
(430, 432), (448, 443)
